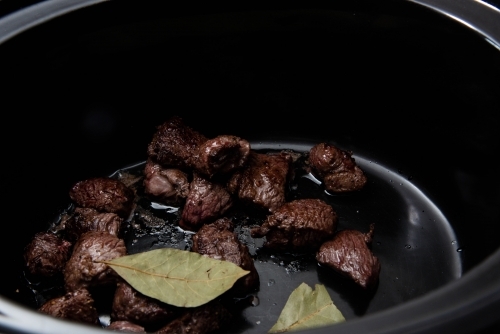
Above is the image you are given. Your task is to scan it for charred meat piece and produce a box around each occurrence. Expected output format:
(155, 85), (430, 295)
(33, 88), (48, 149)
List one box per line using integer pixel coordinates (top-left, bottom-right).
(308, 142), (367, 193)
(63, 207), (123, 242)
(195, 135), (251, 177)
(143, 159), (190, 206)
(69, 177), (136, 218)
(227, 151), (293, 213)
(38, 288), (100, 325)
(147, 116), (250, 178)
(316, 224), (380, 290)
(107, 321), (146, 333)
(64, 231), (127, 292)
(179, 173), (233, 232)
(24, 231), (72, 279)
(251, 198), (337, 251)
(111, 281), (180, 331)
(147, 116), (208, 171)
(191, 218), (259, 296)
(155, 301), (232, 334)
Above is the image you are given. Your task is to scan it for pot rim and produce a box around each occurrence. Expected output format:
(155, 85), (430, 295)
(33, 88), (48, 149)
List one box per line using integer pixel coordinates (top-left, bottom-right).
(410, 0), (500, 50)
(0, 0), (499, 333)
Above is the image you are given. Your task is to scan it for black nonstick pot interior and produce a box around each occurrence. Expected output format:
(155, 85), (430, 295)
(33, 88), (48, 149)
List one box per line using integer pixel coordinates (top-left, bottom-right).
(1, 1), (499, 333)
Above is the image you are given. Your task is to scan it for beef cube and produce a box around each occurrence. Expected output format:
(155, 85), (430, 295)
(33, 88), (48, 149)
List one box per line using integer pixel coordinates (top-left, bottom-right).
(191, 218), (259, 296)
(227, 151), (292, 213)
(64, 207), (123, 242)
(24, 231), (72, 279)
(64, 231), (126, 292)
(308, 142), (367, 193)
(147, 116), (250, 178)
(107, 321), (146, 333)
(143, 159), (189, 206)
(155, 301), (231, 334)
(111, 281), (180, 330)
(147, 116), (208, 170)
(316, 224), (380, 290)
(195, 135), (251, 177)
(179, 173), (233, 232)
(38, 288), (100, 325)
(251, 199), (337, 251)
(69, 177), (136, 218)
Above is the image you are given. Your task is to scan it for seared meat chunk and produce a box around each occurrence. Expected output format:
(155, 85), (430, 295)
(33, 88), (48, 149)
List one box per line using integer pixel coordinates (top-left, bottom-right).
(64, 207), (123, 242)
(111, 281), (180, 330)
(38, 288), (100, 325)
(179, 173), (233, 232)
(308, 142), (367, 193)
(195, 135), (251, 177)
(147, 116), (208, 171)
(64, 231), (126, 292)
(107, 321), (146, 333)
(69, 177), (135, 218)
(143, 159), (189, 206)
(147, 116), (250, 178)
(24, 231), (72, 279)
(155, 301), (231, 334)
(316, 224), (380, 290)
(251, 199), (337, 251)
(227, 151), (293, 213)
(192, 218), (259, 296)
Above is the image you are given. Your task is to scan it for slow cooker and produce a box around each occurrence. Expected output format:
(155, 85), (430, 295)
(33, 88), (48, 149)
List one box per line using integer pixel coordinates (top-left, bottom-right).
(0, 0), (499, 333)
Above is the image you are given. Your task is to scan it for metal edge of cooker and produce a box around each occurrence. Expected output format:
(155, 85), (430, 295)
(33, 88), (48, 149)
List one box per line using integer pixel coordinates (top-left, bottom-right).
(0, 0), (499, 333)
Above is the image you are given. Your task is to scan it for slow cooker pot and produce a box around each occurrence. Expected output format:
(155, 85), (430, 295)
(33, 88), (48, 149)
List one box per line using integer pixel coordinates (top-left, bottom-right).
(0, 0), (499, 333)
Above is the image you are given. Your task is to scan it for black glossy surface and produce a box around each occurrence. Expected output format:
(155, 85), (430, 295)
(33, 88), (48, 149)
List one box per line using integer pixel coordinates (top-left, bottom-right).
(0, 1), (499, 333)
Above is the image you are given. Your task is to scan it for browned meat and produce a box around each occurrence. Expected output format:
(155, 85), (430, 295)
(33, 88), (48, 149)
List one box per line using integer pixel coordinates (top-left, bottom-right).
(63, 207), (123, 242)
(147, 116), (250, 178)
(195, 135), (251, 177)
(147, 116), (208, 170)
(191, 218), (259, 296)
(24, 231), (72, 278)
(251, 198), (337, 251)
(227, 151), (293, 213)
(64, 231), (127, 292)
(38, 288), (100, 326)
(143, 159), (190, 206)
(110, 281), (180, 330)
(69, 177), (136, 218)
(316, 224), (380, 290)
(155, 301), (231, 334)
(308, 142), (367, 193)
(107, 321), (146, 333)
(179, 173), (233, 232)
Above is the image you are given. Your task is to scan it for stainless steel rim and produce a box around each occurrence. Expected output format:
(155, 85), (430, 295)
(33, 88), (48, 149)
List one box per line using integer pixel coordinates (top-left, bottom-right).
(410, 0), (500, 50)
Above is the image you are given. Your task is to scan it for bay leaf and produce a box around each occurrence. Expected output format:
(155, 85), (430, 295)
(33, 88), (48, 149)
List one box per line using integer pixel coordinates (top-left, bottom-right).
(100, 248), (250, 308)
(268, 282), (345, 333)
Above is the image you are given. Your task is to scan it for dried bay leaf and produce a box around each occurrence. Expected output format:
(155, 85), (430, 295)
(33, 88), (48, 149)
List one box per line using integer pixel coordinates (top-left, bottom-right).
(101, 248), (250, 308)
(269, 282), (345, 333)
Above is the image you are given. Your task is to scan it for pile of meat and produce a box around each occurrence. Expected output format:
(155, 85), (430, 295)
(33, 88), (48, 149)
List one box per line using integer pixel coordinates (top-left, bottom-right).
(23, 116), (380, 334)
